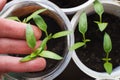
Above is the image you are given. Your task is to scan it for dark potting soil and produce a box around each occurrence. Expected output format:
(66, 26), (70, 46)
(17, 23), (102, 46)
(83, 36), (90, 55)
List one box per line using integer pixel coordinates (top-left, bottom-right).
(49, 0), (88, 8)
(7, 0), (12, 2)
(75, 13), (120, 72)
(67, 14), (75, 20)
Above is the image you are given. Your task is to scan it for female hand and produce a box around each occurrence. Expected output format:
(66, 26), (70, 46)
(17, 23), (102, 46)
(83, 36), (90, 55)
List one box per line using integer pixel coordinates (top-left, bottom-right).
(0, 0), (46, 74)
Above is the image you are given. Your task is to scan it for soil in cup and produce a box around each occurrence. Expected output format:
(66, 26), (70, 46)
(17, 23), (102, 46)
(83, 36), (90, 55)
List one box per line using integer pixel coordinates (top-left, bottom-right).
(75, 13), (120, 72)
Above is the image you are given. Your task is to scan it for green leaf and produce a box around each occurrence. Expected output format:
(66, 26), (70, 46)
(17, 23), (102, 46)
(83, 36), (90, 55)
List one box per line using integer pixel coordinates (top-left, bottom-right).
(40, 34), (52, 48)
(104, 62), (112, 74)
(22, 18), (27, 23)
(85, 39), (91, 42)
(103, 33), (112, 54)
(79, 12), (87, 35)
(33, 15), (48, 36)
(25, 9), (47, 23)
(69, 42), (85, 51)
(39, 50), (63, 60)
(30, 52), (37, 58)
(52, 31), (71, 39)
(7, 16), (21, 22)
(94, 0), (104, 17)
(26, 24), (36, 48)
(20, 55), (34, 62)
(30, 48), (43, 58)
(95, 21), (108, 31)
(102, 58), (111, 61)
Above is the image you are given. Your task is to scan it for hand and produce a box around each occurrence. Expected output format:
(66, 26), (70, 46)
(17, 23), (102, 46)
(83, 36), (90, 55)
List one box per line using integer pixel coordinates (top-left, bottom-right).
(0, 0), (46, 74)
(0, 0), (6, 11)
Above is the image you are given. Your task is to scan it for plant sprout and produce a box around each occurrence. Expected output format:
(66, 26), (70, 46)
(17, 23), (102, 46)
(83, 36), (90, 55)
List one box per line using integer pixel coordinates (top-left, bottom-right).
(94, 0), (108, 32)
(7, 9), (71, 62)
(70, 12), (90, 51)
(103, 33), (112, 74)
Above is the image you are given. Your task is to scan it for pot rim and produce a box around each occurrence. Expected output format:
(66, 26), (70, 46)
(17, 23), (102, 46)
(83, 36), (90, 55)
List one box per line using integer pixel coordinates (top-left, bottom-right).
(61, 0), (95, 14)
(61, 0), (95, 15)
(46, 0), (95, 14)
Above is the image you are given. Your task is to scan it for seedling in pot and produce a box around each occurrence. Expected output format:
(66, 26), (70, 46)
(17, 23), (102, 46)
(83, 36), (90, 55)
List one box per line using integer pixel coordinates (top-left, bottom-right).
(7, 9), (71, 62)
(70, 0), (113, 74)
(103, 33), (112, 74)
(70, 12), (90, 51)
(93, 0), (113, 74)
(94, 0), (108, 32)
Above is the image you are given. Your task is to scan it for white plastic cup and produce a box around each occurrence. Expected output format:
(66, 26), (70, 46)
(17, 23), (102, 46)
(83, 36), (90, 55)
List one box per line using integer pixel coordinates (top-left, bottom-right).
(71, 1), (120, 80)
(0, 0), (74, 80)
(48, 0), (95, 15)
(100, 0), (120, 4)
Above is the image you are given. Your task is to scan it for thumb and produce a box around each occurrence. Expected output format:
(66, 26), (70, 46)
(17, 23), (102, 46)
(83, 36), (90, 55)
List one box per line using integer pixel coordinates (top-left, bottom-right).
(0, 0), (7, 11)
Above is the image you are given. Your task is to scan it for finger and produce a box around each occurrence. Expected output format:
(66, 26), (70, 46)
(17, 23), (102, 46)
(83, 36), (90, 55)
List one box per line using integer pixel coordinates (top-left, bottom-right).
(0, 38), (41, 54)
(0, 56), (46, 72)
(0, 0), (6, 11)
(0, 18), (42, 40)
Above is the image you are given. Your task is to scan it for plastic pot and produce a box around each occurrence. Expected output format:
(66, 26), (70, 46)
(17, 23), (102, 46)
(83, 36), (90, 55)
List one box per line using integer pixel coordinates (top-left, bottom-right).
(71, 1), (120, 80)
(0, 0), (73, 80)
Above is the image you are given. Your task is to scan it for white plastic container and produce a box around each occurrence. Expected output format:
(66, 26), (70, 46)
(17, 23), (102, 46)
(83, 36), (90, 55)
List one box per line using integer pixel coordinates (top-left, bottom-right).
(100, 0), (120, 4)
(48, 0), (95, 14)
(0, 0), (74, 80)
(71, 1), (120, 80)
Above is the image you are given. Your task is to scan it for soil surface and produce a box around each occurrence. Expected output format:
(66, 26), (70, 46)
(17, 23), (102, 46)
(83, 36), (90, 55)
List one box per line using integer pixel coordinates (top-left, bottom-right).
(49, 0), (88, 8)
(75, 13), (120, 72)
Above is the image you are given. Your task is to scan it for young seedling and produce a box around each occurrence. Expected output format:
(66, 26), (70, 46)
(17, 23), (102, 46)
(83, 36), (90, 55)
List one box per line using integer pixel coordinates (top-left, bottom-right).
(103, 33), (112, 74)
(7, 9), (71, 62)
(70, 12), (90, 51)
(94, 0), (113, 74)
(93, 0), (108, 32)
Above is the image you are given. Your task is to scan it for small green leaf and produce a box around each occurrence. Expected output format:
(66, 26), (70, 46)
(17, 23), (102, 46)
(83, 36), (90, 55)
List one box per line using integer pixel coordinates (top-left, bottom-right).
(94, 0), (104, 17)
(7, 16), (21, 22)
(30, 52), (37, 58)
(69, 42), (85, 51)
(40, 34), (52, 48)
(102, 58), (111, 61)
(39, 51), (63, 60)
(79, 12), (87, 35)
(95, 21), (108, 31)
(25, 9), (47, 23)
(20, 55), (34, 62)
(26, 24), (36, 48)
(104, 62), (112, 74)
(103, 33), (112, 54)
(85, 39), (91, 42)
(52, 31), (71, 39)
(22, 18), (27, 23)
(33, 15), (48, 36)
(30, 48), (43, 58)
